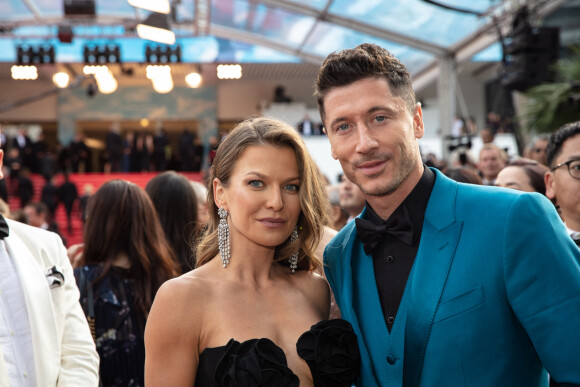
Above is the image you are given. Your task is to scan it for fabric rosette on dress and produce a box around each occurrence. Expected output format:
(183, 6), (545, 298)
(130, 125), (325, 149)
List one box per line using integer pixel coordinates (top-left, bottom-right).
(296, 319), (361, 387)
(214, 338), (300, 387)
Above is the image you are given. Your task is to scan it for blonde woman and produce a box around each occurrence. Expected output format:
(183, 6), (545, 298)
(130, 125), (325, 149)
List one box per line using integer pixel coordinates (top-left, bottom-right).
(145, 118), (359, 386)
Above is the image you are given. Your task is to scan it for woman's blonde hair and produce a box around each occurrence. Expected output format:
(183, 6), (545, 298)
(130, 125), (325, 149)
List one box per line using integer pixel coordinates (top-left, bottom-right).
(196, 117), (328, 272)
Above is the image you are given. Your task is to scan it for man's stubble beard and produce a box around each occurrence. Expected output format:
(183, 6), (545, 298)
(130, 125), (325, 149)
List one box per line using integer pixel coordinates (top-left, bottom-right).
(351, 151), (418, 198)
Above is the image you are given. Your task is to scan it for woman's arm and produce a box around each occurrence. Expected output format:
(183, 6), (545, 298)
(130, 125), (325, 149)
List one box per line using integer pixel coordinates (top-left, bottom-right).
(145, 277), (200, 386)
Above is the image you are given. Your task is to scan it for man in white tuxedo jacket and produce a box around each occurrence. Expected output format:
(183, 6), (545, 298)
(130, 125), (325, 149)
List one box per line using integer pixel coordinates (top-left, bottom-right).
(0, 140), (99, 386)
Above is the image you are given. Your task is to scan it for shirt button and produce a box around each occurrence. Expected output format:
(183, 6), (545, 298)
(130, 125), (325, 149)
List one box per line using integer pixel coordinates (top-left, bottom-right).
(387, 316), (395, 324)
(387, 355), (396, 365)
(386, 255), (394, 263)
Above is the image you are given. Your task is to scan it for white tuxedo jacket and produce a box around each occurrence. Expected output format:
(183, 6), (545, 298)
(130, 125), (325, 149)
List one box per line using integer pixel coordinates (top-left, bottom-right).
(0, 219), (99, 387)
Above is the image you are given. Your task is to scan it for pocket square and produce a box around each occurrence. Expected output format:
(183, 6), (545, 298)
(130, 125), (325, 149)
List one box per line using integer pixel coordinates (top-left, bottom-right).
(45, 265), (65, 289)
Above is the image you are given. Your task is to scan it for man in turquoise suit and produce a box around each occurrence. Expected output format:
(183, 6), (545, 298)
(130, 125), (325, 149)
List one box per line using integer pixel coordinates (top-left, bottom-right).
(315, 43), (580, 386)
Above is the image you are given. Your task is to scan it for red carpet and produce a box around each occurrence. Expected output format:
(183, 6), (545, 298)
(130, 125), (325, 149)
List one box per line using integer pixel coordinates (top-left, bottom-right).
(7, 172), (203, 247)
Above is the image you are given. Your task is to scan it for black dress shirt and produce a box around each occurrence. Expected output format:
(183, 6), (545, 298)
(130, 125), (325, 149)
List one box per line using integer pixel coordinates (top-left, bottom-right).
(363, 167), (435, 332)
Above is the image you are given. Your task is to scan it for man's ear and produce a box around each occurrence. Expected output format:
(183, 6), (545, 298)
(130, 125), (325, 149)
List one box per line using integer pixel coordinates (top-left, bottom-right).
(545, 171), (555, 199)
(413, 103), (424, 139)
(213, 178), (226, 209)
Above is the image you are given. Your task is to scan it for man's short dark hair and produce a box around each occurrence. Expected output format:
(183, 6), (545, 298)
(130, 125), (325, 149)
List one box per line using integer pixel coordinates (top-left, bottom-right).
(314, 43), (416, 124)
(546, 121), (580, 167)
(26, 201), (49, 216)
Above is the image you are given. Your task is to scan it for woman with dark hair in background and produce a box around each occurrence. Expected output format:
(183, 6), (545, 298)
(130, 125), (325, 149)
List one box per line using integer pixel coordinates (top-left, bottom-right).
(495, 157), (550, 195)
(145, 117), (360, 386)
(146, 171), (199, 272)
(74, 180), (179, 387)
(443, 166), (483, 185)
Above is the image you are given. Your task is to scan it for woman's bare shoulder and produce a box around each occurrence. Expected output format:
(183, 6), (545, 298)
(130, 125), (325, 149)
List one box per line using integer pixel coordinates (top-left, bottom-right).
(291, 270), (330, 317)
(153, 267), (217, 315)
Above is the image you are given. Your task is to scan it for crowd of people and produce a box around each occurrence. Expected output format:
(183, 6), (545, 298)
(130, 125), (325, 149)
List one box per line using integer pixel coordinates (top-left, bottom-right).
(0, 124), (208, 181)
(1, 42), (579, 387)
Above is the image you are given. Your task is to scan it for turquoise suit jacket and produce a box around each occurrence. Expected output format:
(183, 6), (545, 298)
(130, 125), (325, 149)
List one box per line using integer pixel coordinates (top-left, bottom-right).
(324, 168), (580, 386)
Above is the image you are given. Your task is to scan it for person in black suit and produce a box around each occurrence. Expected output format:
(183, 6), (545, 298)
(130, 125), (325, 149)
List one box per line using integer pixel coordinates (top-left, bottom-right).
(105, 123), (123, 172)
(41, 175), (60, 223)
(12, 126), (35, 171)
(18, 168), (34, 208)
(23, 201), (67, 245)
(59, 172), (78, 233)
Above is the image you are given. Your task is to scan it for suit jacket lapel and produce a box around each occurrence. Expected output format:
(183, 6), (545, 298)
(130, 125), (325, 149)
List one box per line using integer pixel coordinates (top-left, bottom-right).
(403, 169), (463, 387)
(5, 233), (59, 385)
(327, 210), (384, 386)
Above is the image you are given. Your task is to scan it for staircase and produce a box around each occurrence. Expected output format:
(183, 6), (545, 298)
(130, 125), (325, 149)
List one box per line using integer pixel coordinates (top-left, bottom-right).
(6, 172), (203, 247)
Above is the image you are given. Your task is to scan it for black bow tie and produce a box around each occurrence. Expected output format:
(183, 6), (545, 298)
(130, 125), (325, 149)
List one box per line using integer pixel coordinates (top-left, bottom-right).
(355, 206), (413, 255)
(0, 215), (9, 239)
(571, 232), (580, 247)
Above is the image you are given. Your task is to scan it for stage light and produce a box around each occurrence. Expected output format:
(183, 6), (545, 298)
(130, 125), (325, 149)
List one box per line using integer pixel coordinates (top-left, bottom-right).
(16, 44), (55, 65)
(146, 65), (173, 93)
(127, 0), (170, 14)
(52, 72), (70, 87)
(94, 67), (118, 94)
(64, 0), (96, 17)
(217, 64), (242, 80)
(11, 65), (38, 80)
(137, 13), (175, 45)
(83, 64), (108, 75)
(144, 44), (181, 63)
(82, 44), (121, 64)
(185, 71), (202, 88)
(58, 25), (74, 43)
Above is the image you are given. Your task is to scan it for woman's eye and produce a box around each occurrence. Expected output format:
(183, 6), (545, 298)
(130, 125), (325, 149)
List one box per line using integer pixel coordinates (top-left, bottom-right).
(249, 180), (263, 188)
(284, 184), (299, 192)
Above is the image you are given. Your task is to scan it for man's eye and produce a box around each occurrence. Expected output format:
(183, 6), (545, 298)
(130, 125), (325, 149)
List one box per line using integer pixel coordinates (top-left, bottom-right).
(337, 123), (350, 132)
(375, 115), (386, 122)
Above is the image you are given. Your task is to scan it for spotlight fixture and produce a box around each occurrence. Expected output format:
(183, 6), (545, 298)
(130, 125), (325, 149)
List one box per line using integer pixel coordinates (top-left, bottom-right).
(185, 66), (202, 88)
(127, 0), (170, 14)
(82, 65), (118, 94)
(83, 44), (121, 64)
(137, 13), (175, 45)
(11, 65), (38, 80)
(94, 68), (118, 94)
(146, 65), (173, 93)
(52, 72), (70, 87)
(16, 44), (55, 65)
(216, 64), (242, 80)
(64, 0), (96, 17)
(185, 72), (202, 88)
(58, 25), (74, 43)
(82, 44), (121, 64)
(144, 44), (181, 63)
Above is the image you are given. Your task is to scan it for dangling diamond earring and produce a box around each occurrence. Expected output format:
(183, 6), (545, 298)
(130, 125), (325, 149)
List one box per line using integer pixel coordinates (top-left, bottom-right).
(289, 226), (298, 273)
(218, 208), (230, 268)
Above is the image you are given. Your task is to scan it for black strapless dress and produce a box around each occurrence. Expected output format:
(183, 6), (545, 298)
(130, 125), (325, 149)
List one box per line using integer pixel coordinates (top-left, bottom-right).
(194, 319), (360, 386)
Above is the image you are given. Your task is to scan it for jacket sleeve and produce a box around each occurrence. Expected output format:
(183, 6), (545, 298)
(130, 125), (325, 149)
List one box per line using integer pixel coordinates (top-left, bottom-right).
(503, 193), (580, 384)
(53, 234), (100, 386)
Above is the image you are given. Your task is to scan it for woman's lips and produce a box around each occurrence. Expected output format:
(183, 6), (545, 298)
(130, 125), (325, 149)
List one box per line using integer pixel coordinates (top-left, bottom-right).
(258, 218), (286, 228)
